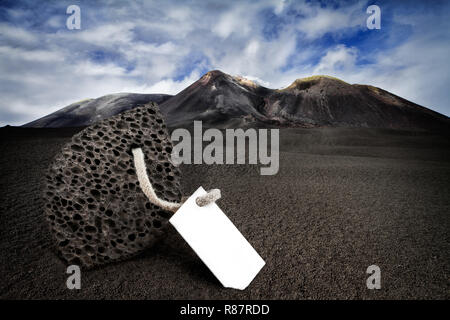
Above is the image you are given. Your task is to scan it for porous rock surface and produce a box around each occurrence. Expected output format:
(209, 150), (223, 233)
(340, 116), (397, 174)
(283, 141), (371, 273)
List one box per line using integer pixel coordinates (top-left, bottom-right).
(44, 103), (182, 268)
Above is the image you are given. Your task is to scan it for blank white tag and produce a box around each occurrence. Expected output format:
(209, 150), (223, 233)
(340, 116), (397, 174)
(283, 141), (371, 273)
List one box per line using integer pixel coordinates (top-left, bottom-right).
(169, 186), (265, 290)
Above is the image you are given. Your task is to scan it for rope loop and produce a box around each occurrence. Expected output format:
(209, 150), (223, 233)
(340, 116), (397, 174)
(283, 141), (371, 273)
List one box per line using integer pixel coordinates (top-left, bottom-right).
(132, 147), (221, 212)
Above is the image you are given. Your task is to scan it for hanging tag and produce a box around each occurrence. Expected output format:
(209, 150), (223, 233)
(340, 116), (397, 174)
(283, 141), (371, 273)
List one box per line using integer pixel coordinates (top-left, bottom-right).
(169, 186), (265, 290)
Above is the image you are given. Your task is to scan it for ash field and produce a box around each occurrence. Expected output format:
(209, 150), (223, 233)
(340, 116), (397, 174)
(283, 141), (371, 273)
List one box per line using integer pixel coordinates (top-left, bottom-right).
(1, 125), (449, 299)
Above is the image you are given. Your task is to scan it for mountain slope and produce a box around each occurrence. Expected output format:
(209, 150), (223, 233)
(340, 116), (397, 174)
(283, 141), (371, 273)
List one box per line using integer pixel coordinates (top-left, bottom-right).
(269, 76), (448, 130)
(160, 70), (273, 128)
(161, 71), (449, 131)
(23, 70), (449, 132)
(23, 93), (172, 128)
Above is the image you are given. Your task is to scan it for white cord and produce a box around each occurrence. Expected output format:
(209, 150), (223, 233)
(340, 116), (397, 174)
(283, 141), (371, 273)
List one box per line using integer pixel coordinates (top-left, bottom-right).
(132, 147), (221, 212)
(132, 148), (182, 212)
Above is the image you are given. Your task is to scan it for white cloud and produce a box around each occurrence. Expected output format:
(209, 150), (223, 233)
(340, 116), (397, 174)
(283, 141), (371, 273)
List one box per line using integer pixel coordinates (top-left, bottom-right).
(212, 7), (251, 39)
(0, 45), (65, 62)
(241, 75), (271, 87)
(147, 70), (203, 94)
(313, 45), (358, 74)
(295, 1), (366, 39)
(65, 22), (136, 46)
(0, 23), (38, 45)
(273, 0), (286, 15)
(73, 61), (127, 76)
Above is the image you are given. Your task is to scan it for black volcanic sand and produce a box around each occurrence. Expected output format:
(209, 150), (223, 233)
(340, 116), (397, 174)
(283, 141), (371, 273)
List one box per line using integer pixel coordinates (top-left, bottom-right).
(0, 126), (449, 299)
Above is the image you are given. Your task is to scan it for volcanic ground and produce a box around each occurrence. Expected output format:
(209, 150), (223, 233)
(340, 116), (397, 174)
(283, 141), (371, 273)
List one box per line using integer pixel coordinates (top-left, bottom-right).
(0, 126), (449, 299)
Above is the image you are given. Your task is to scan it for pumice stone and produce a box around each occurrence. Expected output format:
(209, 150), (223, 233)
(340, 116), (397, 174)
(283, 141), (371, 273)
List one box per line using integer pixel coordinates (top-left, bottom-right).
(43, 103), (182, 268)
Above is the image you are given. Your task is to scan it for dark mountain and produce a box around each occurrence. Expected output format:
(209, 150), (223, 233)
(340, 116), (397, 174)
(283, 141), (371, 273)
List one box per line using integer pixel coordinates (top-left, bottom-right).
(23, 93), (172, 128)
(161, 71), (449, 131)
(269, 75), (448, 131)
(160, 71), (273, 128)
(23, 70), (448, 132)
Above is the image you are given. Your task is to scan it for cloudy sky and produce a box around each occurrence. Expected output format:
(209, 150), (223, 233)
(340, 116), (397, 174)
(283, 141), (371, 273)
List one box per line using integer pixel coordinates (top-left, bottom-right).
(0, 0), (449, 126)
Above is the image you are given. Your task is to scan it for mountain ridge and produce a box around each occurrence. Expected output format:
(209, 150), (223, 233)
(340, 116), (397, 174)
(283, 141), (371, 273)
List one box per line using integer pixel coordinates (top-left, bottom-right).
(160, 70), (449, 131)
(23, 70), (449, 132)
(23, 93), (173, 128)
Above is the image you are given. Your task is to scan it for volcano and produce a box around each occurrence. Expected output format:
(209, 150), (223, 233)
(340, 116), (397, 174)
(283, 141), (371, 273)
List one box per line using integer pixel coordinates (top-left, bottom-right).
(160, 71), (273, 128)
(161, 71), (449, 131)
(23, 70), (448, 132)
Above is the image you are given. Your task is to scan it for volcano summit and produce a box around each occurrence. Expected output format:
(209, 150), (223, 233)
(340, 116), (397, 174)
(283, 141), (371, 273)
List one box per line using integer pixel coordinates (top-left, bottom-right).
(160, 71), (449, 132)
